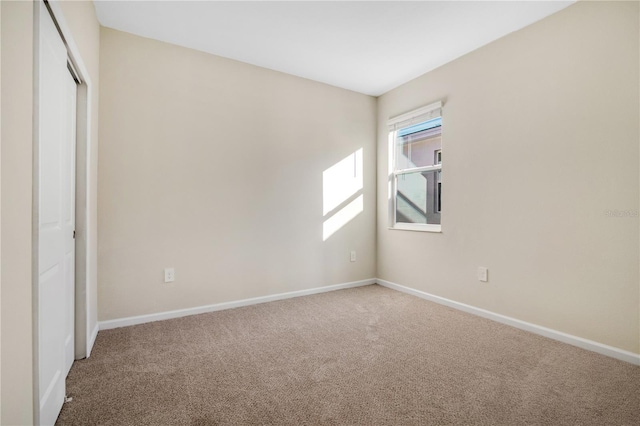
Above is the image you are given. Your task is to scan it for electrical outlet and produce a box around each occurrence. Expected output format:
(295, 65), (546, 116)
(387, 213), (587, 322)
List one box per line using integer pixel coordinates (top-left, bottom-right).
(477, 267), (488, 282)
(164, 268), (175, 283)
(350, 250), (356, 262)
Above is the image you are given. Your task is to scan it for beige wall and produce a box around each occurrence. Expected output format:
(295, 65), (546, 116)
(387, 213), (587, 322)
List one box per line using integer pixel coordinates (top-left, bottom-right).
(1, 2), (34, 423)
(377, 1), (640, 354)
(0, 1), (100, 424)
(98, 28), (377, 321)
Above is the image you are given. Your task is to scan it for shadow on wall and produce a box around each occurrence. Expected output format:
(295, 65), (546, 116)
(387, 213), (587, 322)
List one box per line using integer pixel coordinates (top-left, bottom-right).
(323, 148), (364, 241)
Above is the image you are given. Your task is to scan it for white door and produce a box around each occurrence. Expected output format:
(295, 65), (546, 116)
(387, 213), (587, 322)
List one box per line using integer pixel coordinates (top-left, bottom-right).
(63, 66), (77, 377)
(38, 1), (76, 424)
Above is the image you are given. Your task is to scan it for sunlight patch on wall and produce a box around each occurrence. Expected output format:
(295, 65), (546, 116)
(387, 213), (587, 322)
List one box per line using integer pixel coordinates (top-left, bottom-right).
(323, 148), (363, 216)
(323, 194), (364, 241)
(322, 148), (364, 241)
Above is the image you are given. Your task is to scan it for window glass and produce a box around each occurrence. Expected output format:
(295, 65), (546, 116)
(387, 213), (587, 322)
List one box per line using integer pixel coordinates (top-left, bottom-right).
(389, 109), (442, 231)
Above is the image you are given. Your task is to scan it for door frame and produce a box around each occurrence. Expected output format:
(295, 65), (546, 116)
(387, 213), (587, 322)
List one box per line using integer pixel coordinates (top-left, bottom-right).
(32, 0), (95, 422)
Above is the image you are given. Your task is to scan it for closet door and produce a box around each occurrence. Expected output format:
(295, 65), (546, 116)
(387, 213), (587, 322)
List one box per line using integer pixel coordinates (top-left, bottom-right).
(63, 64), (77, 377)
(38, 1), (76, 424)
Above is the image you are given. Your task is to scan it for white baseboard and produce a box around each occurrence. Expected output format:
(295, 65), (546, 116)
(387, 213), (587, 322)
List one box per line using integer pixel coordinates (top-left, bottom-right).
(87, 323), (99, 357)
(99, 278), (376, 331)
(96, 276), (639, 365)
(377, 279), (640, 366)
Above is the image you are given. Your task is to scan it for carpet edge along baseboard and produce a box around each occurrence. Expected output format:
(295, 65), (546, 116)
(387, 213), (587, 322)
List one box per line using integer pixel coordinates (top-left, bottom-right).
(96, 277), (639, 366)
(376, 279), (640, 366)
(98, 278), (376, 330)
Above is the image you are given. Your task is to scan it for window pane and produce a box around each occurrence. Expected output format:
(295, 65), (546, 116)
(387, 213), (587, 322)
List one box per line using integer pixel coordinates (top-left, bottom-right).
(396, 170), (441, 225)
(396, 128), (442, 169)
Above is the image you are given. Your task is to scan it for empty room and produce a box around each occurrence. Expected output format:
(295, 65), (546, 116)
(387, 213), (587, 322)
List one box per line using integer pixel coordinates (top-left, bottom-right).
(1, 0), (639, 425)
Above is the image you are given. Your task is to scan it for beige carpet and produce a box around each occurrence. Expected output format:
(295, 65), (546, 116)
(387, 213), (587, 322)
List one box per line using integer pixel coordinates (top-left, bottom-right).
(57, 285), (639, 425)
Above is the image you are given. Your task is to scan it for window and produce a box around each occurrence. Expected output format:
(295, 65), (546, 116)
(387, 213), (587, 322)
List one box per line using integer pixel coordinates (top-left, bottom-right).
(388, 101), (442, 232)
(434, 149), (442, 213)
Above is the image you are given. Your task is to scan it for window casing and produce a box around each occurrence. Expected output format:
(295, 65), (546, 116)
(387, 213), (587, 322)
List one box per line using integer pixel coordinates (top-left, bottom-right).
(388, 102), (442, 232)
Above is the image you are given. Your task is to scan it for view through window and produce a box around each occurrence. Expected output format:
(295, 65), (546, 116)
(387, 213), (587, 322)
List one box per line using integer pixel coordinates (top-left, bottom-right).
(389, 102), (442, 231)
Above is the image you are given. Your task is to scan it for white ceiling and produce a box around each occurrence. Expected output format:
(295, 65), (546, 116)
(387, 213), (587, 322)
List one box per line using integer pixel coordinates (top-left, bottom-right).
(94, 1), (575, 96)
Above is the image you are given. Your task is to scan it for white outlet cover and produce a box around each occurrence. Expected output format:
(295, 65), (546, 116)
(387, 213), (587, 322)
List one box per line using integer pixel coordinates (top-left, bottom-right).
(477, 267), (488, 282)
(350, 251), (356, 262)
(164, 268), (175, 283)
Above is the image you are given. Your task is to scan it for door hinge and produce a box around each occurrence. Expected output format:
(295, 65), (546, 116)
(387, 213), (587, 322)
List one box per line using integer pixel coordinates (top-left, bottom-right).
(73, 230), (76, 239)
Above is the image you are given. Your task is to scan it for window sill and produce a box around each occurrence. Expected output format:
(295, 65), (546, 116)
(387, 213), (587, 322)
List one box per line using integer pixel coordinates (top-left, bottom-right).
(389, 223), (441, 233)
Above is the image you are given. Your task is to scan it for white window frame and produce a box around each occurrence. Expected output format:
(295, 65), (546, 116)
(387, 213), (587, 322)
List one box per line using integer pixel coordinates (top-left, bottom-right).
(435, 149), (442, 213)
(388, 101), (443, 233)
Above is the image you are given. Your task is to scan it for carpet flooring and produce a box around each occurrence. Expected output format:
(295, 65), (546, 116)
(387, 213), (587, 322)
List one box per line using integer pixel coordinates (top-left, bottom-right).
(57, 285), (640, 425)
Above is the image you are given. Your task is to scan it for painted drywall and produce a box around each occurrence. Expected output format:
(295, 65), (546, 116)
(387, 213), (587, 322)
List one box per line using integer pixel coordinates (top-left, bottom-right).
(377, 0), (639, 354)
(1, 2), (35, 423)
(0, 1), (100, 424)
(98, 28), (377, 321)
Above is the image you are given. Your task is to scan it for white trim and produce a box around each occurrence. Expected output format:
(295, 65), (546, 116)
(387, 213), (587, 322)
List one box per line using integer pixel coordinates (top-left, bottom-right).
(87, 324), (98, 357)
(99, 279), (376, 330)
(45, 1), (91, 85)
(388, 101), (442, 126)
(389, 101), (443, 231)
(394, 164), (442, 175)
(45, 0), (95, 360)
(97, 277), (639, 365)
(390, 223), (442, 233)
(376, 279), (640, 365)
